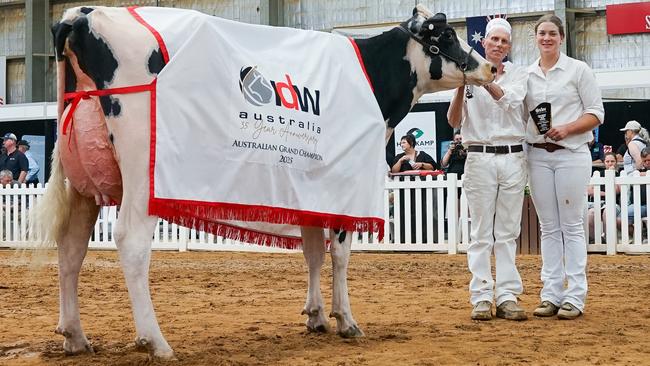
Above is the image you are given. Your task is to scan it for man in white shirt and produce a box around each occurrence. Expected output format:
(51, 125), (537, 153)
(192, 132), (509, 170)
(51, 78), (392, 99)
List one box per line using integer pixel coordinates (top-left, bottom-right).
(447, 18), (529, 321)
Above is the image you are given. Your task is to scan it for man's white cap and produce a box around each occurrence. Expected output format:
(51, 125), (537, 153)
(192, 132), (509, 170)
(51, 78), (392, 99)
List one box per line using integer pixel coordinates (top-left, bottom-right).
(485, 17), (512, 37)
(620, 120), (642, 131)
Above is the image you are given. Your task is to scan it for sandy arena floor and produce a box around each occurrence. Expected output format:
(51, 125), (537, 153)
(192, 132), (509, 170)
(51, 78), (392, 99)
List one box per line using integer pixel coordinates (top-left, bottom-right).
(1, 249), (649, 365)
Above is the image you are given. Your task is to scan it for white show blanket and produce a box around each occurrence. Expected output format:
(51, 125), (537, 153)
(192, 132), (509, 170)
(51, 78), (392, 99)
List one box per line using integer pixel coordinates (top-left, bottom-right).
(132, 7), (386, 247)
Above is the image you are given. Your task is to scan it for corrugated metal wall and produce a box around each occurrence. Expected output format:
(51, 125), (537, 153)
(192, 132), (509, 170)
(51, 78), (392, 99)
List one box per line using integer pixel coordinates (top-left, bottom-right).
(575, 14), (650, 99)
(575, 15), (649, 69)
(0, 6), (25, 57)
(1, 1), (649, 104)
(49, 1), (262, 102)
(570, 0), (647, 7)
(283, 0), (556, 30)
(0, 5), (25, 103)
(52, 0), (261, 24)
(7, 60), (24, 104)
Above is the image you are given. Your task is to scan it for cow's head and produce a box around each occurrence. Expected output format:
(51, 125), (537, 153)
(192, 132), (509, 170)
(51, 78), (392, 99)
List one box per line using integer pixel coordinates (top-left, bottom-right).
(403, 4), (495, 93)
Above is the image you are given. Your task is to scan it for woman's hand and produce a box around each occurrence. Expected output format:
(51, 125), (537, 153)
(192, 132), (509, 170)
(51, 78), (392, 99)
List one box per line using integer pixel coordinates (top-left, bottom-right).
(545, 125), (570, 141)
(415, 162), (424, 170)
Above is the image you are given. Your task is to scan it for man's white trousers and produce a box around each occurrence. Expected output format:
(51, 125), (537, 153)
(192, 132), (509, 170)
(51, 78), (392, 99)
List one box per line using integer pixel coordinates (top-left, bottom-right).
(464, 151), (527, 306)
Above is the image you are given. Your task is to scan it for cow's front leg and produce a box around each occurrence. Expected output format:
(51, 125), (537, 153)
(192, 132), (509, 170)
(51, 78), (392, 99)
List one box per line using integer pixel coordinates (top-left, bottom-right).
(329, 229), (364, 338)
(113, 196), (174, 361)
(56, 190), (99, 355)
(300, 226), (329, 333)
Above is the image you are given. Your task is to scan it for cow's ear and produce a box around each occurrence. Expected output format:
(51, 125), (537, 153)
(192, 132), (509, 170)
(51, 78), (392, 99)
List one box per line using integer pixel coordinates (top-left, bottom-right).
(421, 14), (447, 37)
(432, 13), (447, 24)
(412, 7), (418, 16)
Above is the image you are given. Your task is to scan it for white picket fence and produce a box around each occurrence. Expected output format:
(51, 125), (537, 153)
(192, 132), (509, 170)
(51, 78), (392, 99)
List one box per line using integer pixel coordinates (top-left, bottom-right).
(1, 169), (649, 254)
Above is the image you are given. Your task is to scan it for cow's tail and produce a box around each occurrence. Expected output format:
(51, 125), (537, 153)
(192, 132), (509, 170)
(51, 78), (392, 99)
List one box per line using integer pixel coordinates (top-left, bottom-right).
(27, 21), (76, 249)
(29, 143), (71, 249)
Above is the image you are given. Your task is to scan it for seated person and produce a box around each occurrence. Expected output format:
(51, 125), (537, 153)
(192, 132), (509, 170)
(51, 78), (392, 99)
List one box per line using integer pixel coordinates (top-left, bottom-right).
(391, 134), (438, 173)
(587, 152), (620, 241)
(607, 147), (650, 235)
(627, 147), (649, 222)
(390, 134), (439, 244)
(0, 169), (16, 187)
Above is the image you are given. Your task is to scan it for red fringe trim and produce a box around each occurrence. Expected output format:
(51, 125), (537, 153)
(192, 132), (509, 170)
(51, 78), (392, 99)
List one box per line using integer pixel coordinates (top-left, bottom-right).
(149, 198), (384, 249)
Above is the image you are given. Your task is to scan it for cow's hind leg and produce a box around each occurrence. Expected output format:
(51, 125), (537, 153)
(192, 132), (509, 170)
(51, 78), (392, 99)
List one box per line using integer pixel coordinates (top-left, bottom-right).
(300, 226), (329, 333)
(112, 192), (174, 360)
(56, 188), (100, 355)
(329, 229), (364, 338)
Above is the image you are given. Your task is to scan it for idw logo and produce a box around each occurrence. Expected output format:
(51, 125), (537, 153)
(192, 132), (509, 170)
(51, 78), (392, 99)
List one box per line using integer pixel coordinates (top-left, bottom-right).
(239, 66), (321, 116)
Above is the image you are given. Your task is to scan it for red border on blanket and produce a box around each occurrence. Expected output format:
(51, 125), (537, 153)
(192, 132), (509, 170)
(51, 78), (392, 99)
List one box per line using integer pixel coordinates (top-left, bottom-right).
(128, 6), (170, 63)
(127, 8), (384, 247)
(348, 37), (373, 92)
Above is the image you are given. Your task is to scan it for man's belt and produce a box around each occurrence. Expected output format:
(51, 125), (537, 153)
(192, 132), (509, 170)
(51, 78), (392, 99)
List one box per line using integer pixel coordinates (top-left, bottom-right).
(528, 142), (565, 153)
(467, 144), (524, 154)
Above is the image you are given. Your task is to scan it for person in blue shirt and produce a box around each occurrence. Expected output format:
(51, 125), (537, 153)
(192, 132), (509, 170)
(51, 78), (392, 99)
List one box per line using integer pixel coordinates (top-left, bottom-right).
(17, 140), (39, 185)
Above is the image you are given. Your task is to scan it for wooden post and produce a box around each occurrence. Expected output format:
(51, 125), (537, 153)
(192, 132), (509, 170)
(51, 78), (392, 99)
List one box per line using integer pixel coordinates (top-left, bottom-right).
(604, 169), (617, 255)
(446, 173), (458, 255)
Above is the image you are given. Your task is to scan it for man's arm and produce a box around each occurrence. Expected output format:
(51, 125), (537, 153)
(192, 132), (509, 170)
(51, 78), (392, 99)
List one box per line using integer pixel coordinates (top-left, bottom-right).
(447, 87), (465, 129)
(441, 146), (453, 168)
(490, 66), (529, 111)
(17, 154), (29, 184)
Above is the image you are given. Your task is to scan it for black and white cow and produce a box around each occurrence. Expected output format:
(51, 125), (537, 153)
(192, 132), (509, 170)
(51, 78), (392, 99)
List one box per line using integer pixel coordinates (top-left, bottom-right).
(37, 4), (494, 360)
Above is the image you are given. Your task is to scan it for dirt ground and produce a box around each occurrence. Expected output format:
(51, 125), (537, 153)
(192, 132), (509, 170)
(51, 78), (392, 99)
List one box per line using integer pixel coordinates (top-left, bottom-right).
(1, 249), (649, 365)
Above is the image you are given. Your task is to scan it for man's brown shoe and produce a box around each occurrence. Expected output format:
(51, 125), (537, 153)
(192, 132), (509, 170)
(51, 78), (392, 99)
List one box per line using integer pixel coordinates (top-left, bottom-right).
(471, 301), (492, 321)
(496, 300), (528, 321)
(557, 303), (582, 320)
(533, 301), (560, 317)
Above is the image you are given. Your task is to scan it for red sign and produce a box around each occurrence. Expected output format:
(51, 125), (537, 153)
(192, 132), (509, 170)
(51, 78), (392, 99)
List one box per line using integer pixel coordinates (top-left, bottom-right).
(606, 2), (650, 35)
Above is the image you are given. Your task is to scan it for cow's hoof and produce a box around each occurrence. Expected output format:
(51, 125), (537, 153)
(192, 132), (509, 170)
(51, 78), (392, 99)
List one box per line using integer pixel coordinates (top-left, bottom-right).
(306, 322), (329, 333)
(56, 327), (94, 355)
(153, 349), (177, 362)
(63, 341), (94, 356)
(135, 337), (176, 361)
(338, 325), (365, 338)
(302, 308), (329, 333)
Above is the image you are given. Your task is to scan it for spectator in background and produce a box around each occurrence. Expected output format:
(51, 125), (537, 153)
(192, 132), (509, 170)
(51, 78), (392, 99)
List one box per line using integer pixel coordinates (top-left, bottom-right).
(441, 132), (467, 178)
(391, 134), (438, 244)
(602, 148), (650, 239)
(0, 169), (15, 187)
(391, 134), (437, 173)
(620, 120), (649, 176)
(589, 130), (604, 164)
(17, 140), (39, 185)
(0, 133), (28, 184)
(448, 17), (528, 321)
(623, 147), (650, 228)
(587, 152), (620, 242)
(616, 139), (627, 162)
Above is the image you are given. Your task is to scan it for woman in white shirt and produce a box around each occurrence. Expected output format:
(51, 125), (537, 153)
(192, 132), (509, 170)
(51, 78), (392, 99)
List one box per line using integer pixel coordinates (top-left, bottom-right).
(524, 14), (604, 320)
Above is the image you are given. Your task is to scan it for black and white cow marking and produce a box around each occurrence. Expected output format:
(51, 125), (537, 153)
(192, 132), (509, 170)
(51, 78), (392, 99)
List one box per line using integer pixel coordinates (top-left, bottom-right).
(37, 4), (494, 360)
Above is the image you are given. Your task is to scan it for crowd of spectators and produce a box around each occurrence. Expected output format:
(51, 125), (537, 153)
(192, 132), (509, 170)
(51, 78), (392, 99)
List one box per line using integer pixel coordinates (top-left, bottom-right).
(0, 132), (39, 187)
